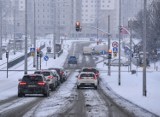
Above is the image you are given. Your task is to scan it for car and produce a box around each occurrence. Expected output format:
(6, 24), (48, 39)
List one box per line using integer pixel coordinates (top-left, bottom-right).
(104, 59), (129, 66)
(48, 68), (67, 83)
(81, 67), (100, 80)
(77, 72), (98, 89)
(34, 70), (59, 91)
(18, 74), (50, 97)
(68, 56), (78, 64)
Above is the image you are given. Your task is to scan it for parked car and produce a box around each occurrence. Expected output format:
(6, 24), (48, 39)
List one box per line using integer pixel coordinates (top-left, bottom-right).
(18, 74), (50, 97)
(48, 68), (67, 83)
(77, 72), (98, 89)
(34, 70), (59, 91)
(68, 56), (78, 64)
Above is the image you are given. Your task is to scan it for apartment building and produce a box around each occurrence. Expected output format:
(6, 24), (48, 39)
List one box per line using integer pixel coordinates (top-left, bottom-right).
(77, 0), (119, 38)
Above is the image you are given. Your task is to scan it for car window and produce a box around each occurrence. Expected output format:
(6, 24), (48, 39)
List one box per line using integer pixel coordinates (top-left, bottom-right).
(41, 72), (51, 76)
(34, 71), (41, 74)
(82, 68), (96, 73)
(22, 76), (43, 82)
(80, 74), (94, 77)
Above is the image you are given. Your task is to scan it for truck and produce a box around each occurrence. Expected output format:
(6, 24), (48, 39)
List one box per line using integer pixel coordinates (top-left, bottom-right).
(93, 44), (108, 54)
(83, 47), (93, 55)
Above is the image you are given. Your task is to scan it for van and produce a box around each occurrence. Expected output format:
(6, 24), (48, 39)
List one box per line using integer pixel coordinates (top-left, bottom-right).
(83, 47), (93, 55)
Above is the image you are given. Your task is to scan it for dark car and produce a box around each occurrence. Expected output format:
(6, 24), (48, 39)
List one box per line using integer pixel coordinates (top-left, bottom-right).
(68, 56), (77, 64)
(48, 68), (67, 83)
(18, 74), (50, 97)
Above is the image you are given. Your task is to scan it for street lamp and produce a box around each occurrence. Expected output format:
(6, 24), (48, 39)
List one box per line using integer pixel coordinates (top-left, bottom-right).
(143, 0), (147, 97)
(24, 0), (28, 74)
(118, 0), (122, 86)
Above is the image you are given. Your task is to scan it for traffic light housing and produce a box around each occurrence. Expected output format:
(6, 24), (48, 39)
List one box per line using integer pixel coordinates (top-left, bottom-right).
(108, 50), (112, 59)
(37, 48), (40, 57)
(75, 21), (81, 31)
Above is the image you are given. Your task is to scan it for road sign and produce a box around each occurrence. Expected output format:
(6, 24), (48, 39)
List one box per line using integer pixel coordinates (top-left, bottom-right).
(113, 47), (118, 53)
(30, 48), (35, 52)
(44, 55), (49, 61)
(112, 41), (118, 48)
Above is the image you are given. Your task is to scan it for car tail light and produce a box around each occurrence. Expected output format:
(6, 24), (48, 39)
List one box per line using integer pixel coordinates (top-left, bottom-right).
(60, 71), (64, 75)
(19, 81), (27, 86)
(48, 76), (53, 79)
(38, 82), (46, 86)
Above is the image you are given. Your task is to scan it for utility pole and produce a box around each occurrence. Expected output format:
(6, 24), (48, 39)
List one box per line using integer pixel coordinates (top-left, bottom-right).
(33, 0), (36, 67)
(13, 0), (17, 55)
(129, 20), (132, 71)
(108, 15), (111, 76)
(24, 0), (28, 74)
(0, 1), (2, 60)
(96, 1), (99, 44)
(53, 0), (56, 59)
(118, 0), (122, 86)
(143, 0), (147, 96)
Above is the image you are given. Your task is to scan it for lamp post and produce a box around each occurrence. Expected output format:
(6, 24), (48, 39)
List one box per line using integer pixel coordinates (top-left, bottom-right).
(33, 0), (36, 67)
(24, 0), (28, 74)
(118, 0), (122, 86)
(143, 0), (147, 97)
(53, 0), (56, 59)
(0, 1), (2, 60)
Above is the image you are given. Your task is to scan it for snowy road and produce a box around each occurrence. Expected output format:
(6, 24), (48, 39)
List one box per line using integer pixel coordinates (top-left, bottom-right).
(0, 40), (158, 117)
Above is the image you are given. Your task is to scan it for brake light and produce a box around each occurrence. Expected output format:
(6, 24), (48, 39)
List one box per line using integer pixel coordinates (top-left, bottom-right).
(19, 81), (27, 86)
(60, 72), (64, 74)
(48, 76), (53, 79)
(38, 82), (46, 86)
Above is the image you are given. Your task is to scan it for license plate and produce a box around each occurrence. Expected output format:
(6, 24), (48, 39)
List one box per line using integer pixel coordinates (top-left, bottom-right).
(28, 85), (36, 87)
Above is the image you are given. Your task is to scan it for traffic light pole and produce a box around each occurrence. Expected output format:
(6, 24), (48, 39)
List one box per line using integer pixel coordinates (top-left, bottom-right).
(24, 0), (28, 74)
(118, 0), (122, 86)
(108, 15), (111, 76)
(143, 0), (147, 97)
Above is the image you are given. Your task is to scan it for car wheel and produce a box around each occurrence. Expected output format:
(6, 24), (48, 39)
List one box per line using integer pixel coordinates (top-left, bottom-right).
(94, 86), (97, 90)
(50, 84), (54, 91)
(18, 92), (24, 97)
(44, 91), (49, 97)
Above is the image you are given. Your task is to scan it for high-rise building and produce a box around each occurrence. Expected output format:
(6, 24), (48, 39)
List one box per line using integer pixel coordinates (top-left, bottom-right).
(76, 0), (119, 38)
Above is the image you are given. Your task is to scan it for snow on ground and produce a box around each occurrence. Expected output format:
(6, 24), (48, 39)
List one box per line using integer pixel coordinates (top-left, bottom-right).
(0, 38), (160, 116)
(97, 59), (160, 116)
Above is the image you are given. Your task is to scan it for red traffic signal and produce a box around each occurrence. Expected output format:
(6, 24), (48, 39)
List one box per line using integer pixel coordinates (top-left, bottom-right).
(75, 21), (81, 31)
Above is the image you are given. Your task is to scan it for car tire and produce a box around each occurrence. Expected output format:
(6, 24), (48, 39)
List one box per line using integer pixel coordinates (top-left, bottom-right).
(18, 92), (24, 97)
(94, 86), (97, 90)
(44, 91), (49, 97)
(50, 84), (54, 91)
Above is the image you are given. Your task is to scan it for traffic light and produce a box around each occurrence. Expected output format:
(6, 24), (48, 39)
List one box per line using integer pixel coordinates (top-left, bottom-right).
(37, 48), (40, 57)
(75, 21), (81, 31)
(108, 50), (112, 59)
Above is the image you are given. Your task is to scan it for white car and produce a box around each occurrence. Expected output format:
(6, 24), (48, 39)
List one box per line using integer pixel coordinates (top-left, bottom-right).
(34, 70), (59, 91)
(77, 72), (98, 89)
